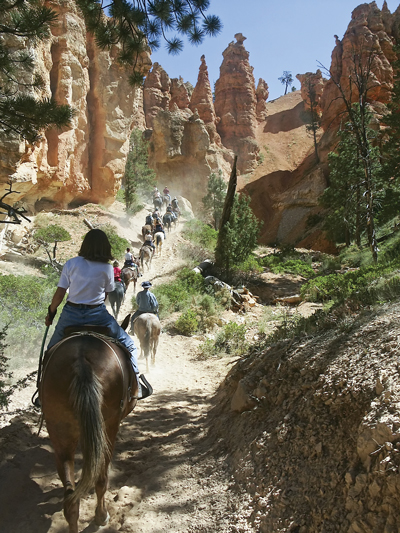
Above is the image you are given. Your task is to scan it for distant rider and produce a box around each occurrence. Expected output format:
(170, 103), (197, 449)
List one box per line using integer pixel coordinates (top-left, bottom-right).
(113, 260), (126, 292)
(131, 281), (159, 332)
(124, 247), (134, 267)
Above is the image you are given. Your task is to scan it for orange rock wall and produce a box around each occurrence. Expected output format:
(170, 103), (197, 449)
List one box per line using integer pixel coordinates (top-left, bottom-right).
(0, 0), (150, 212)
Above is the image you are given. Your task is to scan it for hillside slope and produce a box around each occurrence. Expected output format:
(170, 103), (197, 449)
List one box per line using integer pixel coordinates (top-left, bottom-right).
(210, 300), (400, 532)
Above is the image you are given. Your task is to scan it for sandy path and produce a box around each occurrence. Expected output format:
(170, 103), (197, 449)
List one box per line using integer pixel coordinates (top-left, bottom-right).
(0, 217), (253, 533)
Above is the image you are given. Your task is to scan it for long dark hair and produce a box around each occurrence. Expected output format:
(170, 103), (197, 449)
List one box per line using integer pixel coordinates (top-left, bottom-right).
(79, 229), (113, 263)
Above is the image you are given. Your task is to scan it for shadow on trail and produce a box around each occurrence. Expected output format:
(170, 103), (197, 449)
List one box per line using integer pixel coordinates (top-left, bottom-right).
(111, 390), (213, 494)
(0, 412), (60, 532)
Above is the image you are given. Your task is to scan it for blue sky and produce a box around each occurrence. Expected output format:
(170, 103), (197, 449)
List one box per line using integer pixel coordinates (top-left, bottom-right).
(151, 0), (400, 101)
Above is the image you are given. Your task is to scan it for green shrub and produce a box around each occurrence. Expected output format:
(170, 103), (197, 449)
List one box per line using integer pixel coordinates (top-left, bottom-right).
(268, 259), (315, 278)
(151, 268), (205, 318)
(102, 224), (130, 260)
(182, 219), (218, 251)
(301, 263), (397, 303)
(175, 309), (199, 335)
(198, 321), (248, 358)
(234, 254), (263, 274)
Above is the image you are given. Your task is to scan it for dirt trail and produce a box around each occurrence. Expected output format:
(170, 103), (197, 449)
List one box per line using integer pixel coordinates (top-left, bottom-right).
(0, 208), (253, 533)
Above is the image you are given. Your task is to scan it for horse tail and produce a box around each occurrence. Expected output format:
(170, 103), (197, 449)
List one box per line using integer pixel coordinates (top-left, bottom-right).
(144, 322), (152, 358)
(66, 357), (110, 503)
(140, 249), (144, 269)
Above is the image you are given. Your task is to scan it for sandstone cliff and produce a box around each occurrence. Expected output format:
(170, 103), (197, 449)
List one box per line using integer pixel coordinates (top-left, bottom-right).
(246, 1), (400, 252)
(0, 0), (150, 212)
(144, 56), (233, 208)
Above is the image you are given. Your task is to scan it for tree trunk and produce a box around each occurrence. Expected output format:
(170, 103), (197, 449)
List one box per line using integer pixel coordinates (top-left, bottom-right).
(215, 156), (237, 269)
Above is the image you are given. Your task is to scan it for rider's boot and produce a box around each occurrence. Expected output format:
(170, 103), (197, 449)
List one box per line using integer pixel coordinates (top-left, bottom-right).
(137, 374), (153, 400)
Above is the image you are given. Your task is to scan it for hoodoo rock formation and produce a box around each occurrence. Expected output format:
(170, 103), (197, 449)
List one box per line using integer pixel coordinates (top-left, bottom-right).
(214, 33), (259, 174)
(144, 57), (233, 207)
(143, 62), (171, 129)
(189, 55), (221, 146)
(0, 0), (150, 212)
(255, 79), (269, 123)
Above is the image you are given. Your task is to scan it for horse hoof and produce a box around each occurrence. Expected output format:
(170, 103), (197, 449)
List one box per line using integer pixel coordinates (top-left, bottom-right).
(95, 511), (110, 526)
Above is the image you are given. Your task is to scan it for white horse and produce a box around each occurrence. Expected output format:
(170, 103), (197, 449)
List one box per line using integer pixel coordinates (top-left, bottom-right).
(140, 245), (153, 271)
(131, 313), (161, 372)
(154, 231), (164, 255)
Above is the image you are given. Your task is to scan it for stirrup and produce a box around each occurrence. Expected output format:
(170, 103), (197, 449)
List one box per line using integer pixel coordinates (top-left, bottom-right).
(138, 374), (153, 400)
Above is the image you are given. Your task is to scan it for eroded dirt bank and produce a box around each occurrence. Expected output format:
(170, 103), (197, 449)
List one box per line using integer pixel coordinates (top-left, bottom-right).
(210, 302), (400, 533)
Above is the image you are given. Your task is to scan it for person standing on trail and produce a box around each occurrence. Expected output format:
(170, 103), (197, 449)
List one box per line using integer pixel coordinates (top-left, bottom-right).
(131, 281), (159, 332)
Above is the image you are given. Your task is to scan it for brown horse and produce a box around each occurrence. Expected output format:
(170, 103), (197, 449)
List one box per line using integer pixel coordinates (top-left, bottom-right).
(131, 313), (161, 372)
(121, 264), (139, 292)
(39, 323), (137, 533)
(142, 224), (152, 240)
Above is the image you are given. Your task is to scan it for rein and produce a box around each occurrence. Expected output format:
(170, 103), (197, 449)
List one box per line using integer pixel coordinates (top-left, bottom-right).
(36, 325), (50, 389)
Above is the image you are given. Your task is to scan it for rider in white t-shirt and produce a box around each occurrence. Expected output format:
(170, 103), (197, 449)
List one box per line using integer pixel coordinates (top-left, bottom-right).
(44, 229), (151, 400)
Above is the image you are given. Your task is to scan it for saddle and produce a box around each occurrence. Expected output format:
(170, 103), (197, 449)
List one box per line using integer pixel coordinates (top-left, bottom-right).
(41, 328), (138, 408)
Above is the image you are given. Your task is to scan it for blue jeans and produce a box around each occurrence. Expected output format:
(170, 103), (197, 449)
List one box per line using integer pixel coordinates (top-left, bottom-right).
(47, 303), (139, 374)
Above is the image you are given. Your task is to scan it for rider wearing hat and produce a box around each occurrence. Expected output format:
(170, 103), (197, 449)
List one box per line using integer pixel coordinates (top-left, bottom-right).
(131, 281), (159, 332)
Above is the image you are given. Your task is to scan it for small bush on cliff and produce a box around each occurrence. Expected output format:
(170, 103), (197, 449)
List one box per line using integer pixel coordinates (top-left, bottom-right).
(124, 129), (156, 211)
(34, 224), (71, 262)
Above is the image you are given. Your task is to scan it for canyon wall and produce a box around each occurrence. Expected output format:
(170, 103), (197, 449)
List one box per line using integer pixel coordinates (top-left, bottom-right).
(1, 1), (398, 253)
(245, 1), (400, 251)
(0, 0), (150, 212)
(144, 55), (233, 208)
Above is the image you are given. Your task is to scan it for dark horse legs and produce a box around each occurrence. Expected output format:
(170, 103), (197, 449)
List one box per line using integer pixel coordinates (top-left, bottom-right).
(48, 421), (80, 533)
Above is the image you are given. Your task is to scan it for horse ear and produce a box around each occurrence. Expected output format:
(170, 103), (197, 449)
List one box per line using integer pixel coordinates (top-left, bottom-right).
(121, 314), (131, 331)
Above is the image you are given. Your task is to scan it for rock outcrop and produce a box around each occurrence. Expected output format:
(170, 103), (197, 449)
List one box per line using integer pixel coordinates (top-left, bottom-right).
(214, 33), (259, 174)
(169, 76), (191, 111)
(255, 78), (269, 122)
(320, 2), (399, 130)
(189, 55), (221, 146)
(296, 70), (327, 115)
(0, 0), (150, 212)
(145, 55), (233, 208)
(143, 62), (171, 129)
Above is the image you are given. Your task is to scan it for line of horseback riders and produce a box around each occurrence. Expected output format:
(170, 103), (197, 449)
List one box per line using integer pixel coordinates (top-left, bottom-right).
(152, 186), (181, 216)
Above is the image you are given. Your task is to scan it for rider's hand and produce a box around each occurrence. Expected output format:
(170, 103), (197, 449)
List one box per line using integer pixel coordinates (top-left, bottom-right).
(45, 305), (57, 326)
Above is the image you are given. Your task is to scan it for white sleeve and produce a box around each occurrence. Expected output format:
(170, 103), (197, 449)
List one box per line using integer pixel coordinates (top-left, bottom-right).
(105, 265), (114, 292)
(57, 261), (70, 289)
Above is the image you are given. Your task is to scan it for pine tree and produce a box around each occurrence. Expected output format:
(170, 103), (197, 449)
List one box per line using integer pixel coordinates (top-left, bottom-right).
(0, 0), (73, 142)
(202, 170), (226, 229)
(320, 46), (387, 262)
(278, 71), (293, 95)
(77, 0), (222, 85)
(124, 129), (156, 211)
(304, 78), (321, 162)
(320, 105), (388, 249)
(216, 194), (261, 273)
